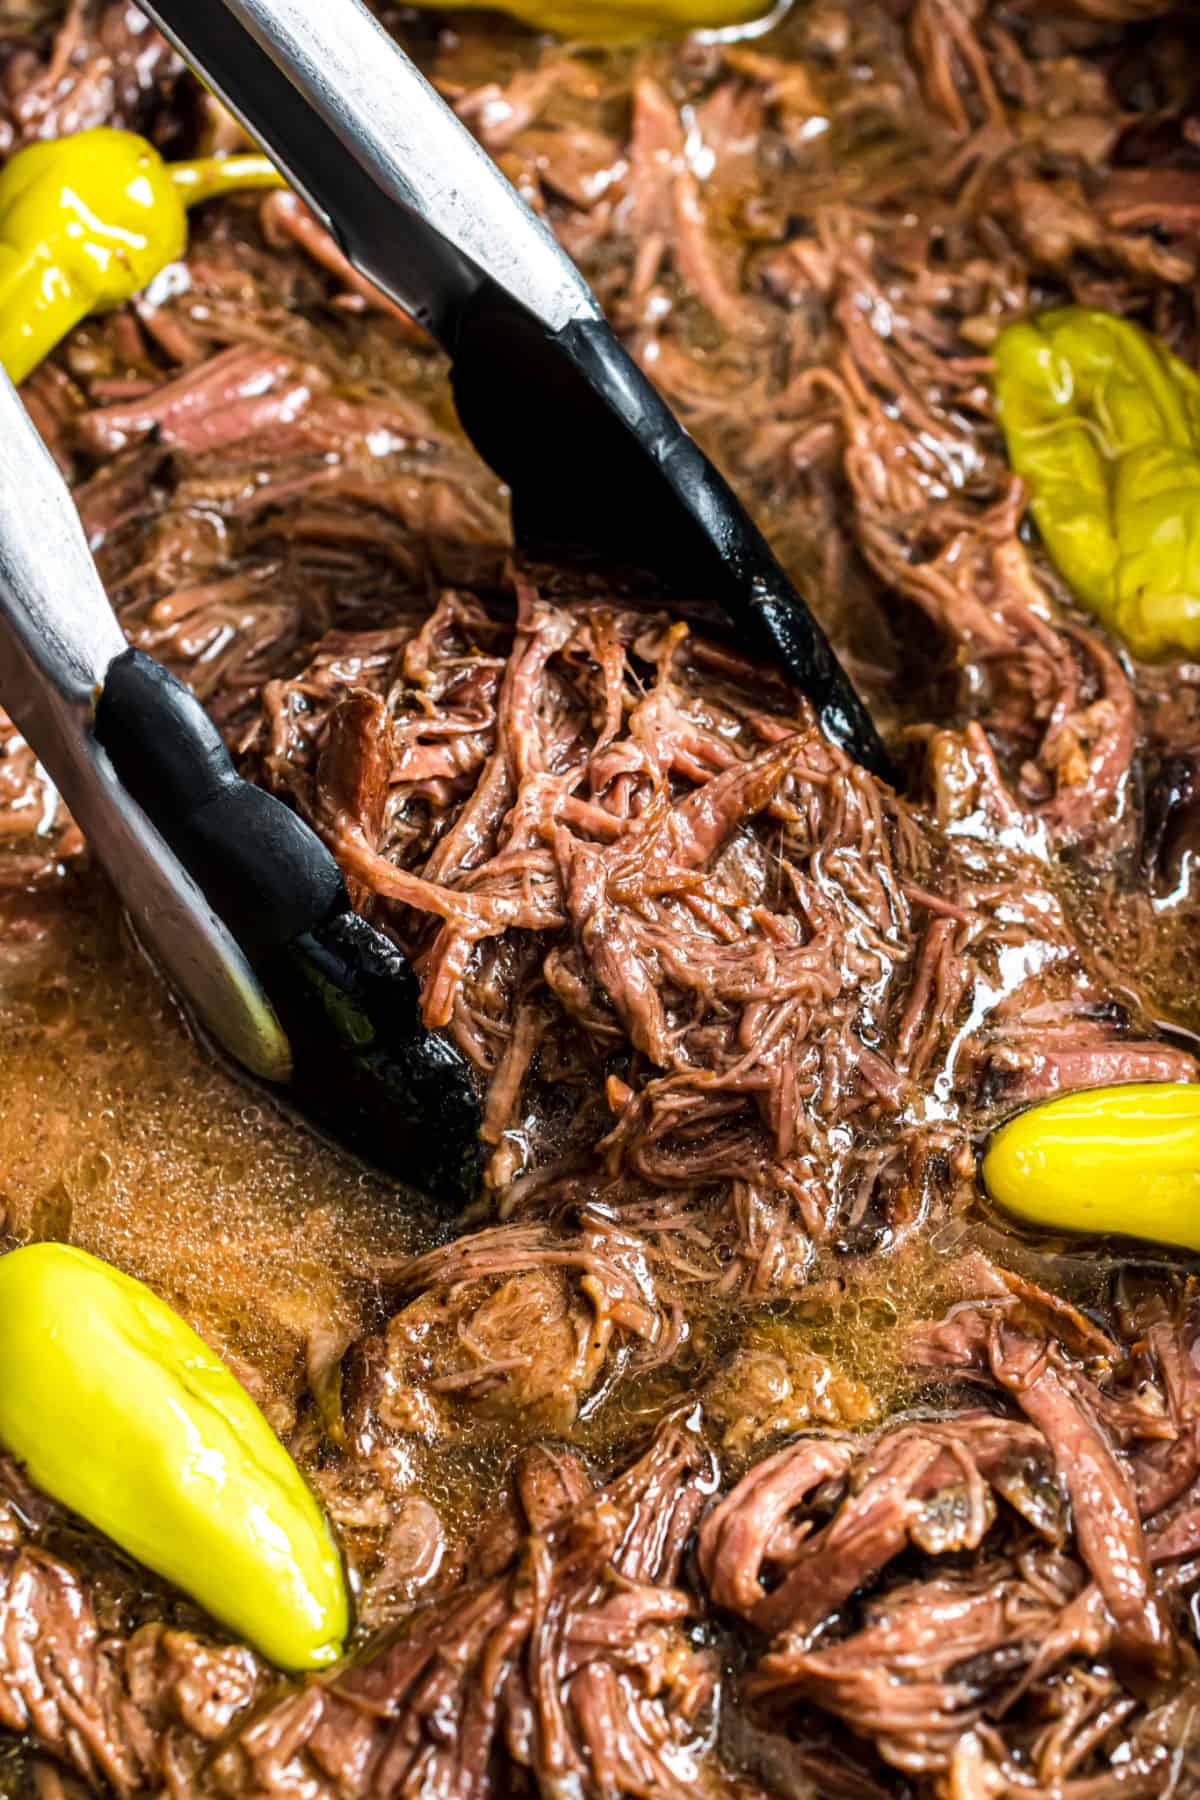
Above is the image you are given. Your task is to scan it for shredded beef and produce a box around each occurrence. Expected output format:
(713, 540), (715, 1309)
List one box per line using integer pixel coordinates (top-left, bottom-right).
(0, 0), (183, 155)
(704, 1269), (1200, 1791)
(0, 1426), (726, 1799)
(1, 1), (1200, 1796)
(206, 1415), (720, 1799)
(248, 576), (1195, 1245)
(0, 1457), (268, 1794)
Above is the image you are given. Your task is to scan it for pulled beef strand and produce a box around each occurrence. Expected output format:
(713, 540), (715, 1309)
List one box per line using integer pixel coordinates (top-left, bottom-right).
(0, 1457), (268, 1796)
(207, 1415), (721, 1799)
(701, 1268), (1200, 1793)
(0, 2), (1198, 1798)
(255, 577), (1194, 1222)
(0, 1424), (723, 1799)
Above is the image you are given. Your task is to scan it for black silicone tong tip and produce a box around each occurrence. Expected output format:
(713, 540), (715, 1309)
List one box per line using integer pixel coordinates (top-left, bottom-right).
(94, 649), (483, 1210)
(448, 298), (896, 787)
(269, 913), (483, 1207)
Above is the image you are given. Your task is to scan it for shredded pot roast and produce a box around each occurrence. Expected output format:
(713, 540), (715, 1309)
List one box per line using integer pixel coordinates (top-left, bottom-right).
(1, 0), (1200, 1794)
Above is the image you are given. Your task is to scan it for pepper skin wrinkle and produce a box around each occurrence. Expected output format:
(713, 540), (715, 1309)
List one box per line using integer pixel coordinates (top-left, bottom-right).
(0, 128), (282, 384)
(984, 1082), (1200, 1253)
(0, 1243), (348, 1669)
(994, 307), (1200, 660)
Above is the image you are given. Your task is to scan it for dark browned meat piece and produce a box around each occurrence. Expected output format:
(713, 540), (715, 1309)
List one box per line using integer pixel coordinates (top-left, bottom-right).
(911, 1270), (1179, 1675)
(701, 1274), (1200, 1789)
(315, 690), (394, 911)
(0, 0), (184, 155)
(206, 1414), (720, 1799)
(0, 1425), (727, 1799)
(701, 1411), (1059, 1637)
(365, 1214), (672, 1437)
(76, 346), (326, 458)
(248, 573), (1196, 1293)
(0, 2), (1199, 1797)
(1142, 751), (1200, 902)
(0, 1458), (268, 1795)
(1099, 168), (1200, 238)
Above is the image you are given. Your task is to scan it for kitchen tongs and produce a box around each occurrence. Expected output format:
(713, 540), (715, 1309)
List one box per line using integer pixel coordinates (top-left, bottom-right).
(0, 371), (482, 1208)
(138, 0), (893, 783)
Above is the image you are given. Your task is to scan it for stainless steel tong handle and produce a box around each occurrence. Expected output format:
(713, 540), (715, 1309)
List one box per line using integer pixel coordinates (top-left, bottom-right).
(136, 0), (895, 782)
(0, 368), (290, 1081)
(138, 0), (601, 345)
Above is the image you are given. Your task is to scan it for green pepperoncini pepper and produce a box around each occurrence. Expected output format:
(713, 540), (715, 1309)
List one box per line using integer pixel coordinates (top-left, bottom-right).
(0, 127), (283, 384)
(0, 1242), (348, 1670)
(993, 306), (1200, 660)
(410, 0), (764, 42)
(983, 1081), (1200, 1253)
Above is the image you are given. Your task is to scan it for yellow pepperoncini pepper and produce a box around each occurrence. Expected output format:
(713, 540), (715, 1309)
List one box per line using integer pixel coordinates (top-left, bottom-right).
(0, 127), (284, 384)
(410, 0), (764, 43)
(983, 1082), (1200, 1253)
(993, 307), (1200, 660)
(0, 1242), (348, 1670)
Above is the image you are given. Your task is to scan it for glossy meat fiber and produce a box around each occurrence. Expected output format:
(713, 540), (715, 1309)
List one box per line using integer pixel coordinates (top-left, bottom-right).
(1, 0), (1200, 1796)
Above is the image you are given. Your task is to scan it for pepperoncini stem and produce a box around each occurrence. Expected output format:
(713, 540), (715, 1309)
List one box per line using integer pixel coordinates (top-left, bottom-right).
(169, 152), (287, 207)
(983, 1082), (1200, 1253)
(0, 128), (285, 385)
(0, 1243), (349, 1669)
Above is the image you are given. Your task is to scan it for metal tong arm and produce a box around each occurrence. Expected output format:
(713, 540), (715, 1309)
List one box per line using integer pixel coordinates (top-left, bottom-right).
(0, 367), (290, 1079)
(137, 0), (600, 345)
(136, 0), (894, 781)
